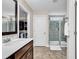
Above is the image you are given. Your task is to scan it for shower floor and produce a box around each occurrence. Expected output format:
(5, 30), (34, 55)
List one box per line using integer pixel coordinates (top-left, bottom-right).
(50, 45), (61, 50)
(50, 41), (67, 47)
(49, 41), (67, 50)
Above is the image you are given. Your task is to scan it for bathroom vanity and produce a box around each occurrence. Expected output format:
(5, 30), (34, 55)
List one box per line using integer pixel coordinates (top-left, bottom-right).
(2, 39), (33, 59)
(2, 0), (33, 59)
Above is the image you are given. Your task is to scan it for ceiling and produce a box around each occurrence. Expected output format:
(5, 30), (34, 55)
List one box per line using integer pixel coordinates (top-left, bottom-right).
(26, 0), (67, 13)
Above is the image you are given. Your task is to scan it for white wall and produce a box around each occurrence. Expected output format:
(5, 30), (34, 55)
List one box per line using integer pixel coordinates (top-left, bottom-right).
(48, 12), (66, 16)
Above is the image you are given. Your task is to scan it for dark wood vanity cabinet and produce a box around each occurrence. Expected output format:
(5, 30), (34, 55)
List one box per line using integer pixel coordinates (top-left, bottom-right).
(7, 40), (33, 59)
(21, 47), (33, 59)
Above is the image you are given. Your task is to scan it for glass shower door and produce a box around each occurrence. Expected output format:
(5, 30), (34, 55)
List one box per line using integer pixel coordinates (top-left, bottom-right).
(49, 20), (60, 46)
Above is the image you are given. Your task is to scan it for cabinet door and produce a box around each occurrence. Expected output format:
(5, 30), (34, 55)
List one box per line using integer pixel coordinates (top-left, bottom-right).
(27, 47), (33, 59)
(21, 47), (33, 59)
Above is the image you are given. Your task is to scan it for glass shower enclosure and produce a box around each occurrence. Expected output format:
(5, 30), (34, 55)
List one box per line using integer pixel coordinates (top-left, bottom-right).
(49, 16), (65, 50)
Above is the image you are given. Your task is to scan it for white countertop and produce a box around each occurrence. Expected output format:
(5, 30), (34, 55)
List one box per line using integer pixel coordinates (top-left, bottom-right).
(2, 38), (33, 59)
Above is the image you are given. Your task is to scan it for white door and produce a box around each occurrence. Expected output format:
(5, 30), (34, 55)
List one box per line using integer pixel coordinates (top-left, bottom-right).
(33, 15), (48, 46)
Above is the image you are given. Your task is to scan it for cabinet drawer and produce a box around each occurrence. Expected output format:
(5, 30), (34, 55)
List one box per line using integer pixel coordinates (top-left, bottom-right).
(15, 41), (33, 59)
(21, 47), (33, 59)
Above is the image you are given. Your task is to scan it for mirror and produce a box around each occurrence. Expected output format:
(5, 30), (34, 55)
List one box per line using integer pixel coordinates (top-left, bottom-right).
(2, 0), (17, 35)
(19, 6), (27, 38)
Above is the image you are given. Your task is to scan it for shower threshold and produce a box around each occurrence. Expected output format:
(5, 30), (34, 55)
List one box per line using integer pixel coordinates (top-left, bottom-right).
(49, 41), (67, 50)
(50, 45), (61, 50)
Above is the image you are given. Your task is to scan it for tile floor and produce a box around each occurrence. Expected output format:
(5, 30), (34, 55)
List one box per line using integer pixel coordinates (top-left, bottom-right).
(34, 46), (67, 59)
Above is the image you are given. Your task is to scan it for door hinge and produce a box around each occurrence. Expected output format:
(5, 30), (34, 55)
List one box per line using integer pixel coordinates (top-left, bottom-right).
(74, 32), (77, 35)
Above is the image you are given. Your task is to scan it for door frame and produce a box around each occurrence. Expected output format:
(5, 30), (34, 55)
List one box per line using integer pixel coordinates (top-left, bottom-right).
(75, 1), (77, 59)
(67, 0), (77, 59)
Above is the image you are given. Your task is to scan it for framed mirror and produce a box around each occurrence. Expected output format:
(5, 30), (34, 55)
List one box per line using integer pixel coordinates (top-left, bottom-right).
(2, 0), (17, 35)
